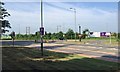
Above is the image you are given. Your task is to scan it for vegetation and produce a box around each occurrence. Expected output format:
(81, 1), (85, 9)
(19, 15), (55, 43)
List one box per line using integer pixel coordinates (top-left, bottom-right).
(65, 29), (75, 39)
(2, 27), (119, 43)
(117, 33), (120, 42)
(14, 28), (86, 40)
(2, 47), (119, 70)
(0, 2), (11, 33)
(1, 35), (11, 40)
(15, 34), (37, 40)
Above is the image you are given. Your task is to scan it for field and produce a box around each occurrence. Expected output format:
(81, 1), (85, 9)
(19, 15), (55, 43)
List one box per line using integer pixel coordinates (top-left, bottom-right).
(2, 47), (119, 71)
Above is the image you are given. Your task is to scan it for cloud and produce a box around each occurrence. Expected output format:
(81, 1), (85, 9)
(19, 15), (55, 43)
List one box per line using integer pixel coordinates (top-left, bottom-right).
(3, 0), (119, 2)
(6, 2), (118, 34)
(7, 10), (40, 34)
(43, 2), (118, 33)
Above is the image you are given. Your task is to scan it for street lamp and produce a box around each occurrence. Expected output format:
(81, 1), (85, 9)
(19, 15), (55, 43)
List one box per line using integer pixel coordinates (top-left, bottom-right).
(70, 8), (77, 41)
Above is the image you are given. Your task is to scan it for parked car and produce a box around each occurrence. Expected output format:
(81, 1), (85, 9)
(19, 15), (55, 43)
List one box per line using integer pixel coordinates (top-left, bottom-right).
(59, 38), (64, 40)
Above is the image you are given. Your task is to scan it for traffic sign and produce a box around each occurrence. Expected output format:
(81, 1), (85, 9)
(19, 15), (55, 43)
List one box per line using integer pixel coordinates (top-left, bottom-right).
(10, 31), (15, 39)
(10, 31), (15, 47)
(40, 27), (44, 35)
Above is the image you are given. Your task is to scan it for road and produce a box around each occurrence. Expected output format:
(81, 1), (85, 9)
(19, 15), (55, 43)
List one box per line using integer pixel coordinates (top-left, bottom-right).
(1, 40), (119, 62)
(1, 40), (35, 46)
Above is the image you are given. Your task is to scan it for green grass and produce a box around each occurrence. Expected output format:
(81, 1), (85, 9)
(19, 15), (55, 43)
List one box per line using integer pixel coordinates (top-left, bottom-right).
(2, 47), (119, 71)
(55, 37), (118, 46)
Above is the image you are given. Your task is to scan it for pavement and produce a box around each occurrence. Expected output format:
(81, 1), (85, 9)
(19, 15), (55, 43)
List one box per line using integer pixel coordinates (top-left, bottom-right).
(1, 40), (119, 62)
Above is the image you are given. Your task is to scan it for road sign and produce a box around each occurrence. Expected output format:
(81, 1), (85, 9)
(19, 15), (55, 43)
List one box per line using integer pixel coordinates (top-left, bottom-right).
(10, 31), (15, 47)
(79, 34), (82, 42)
(10, 31), (15, 39)
(100, 32), (106, 37)
(40, 27), (44, 35)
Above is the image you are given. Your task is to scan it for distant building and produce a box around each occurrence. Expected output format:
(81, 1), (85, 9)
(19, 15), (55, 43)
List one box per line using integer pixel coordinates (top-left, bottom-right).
(90, 32), (111, 37)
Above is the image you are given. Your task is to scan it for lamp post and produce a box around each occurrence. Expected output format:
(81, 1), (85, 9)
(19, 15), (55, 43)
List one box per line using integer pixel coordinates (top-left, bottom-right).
(70, 8), (77, 41)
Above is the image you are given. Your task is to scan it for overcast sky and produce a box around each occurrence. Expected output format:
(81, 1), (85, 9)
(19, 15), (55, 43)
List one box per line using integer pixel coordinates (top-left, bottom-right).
(4, 0), (118, 34)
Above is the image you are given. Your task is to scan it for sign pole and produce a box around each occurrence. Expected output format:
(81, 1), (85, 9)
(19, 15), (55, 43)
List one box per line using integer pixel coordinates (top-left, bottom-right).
(79, 26), (81, 42)
(13, 37), (14, 47)
(110, 32), (111, 44)
(40, 0), (44, 56)
(41, 35), (43, 56)
(11, 31), (15, 48)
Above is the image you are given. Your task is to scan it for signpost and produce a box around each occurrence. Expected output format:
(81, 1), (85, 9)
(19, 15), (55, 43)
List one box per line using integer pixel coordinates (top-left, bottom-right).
(79, 25), (81, 42)
(10, 31), (15, 47)
(40, 27), (44, 35)
(79, 35), (81, 42)
(40, 0), (44, 56)
(40, 27), (44, 56)
(110, 32), (111, 44)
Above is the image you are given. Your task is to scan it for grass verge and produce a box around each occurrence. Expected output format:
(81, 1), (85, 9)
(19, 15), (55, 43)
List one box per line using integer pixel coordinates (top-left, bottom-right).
(2, 47), (119, 71)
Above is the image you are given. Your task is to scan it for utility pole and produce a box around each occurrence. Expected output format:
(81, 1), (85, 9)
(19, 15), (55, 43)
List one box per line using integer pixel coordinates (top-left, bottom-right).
(57, 26), (59, 33)
(57, 25), (61, 32)
(63, 23), (65, 33)
(29, 27), (30, 34)
(26, 27), (30, 35)
(59, 25), (61, 31)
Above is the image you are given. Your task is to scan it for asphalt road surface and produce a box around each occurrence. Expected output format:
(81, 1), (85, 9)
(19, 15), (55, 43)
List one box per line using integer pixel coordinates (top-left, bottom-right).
(1, 40), (35, 46)
(1, 40), (119, 62)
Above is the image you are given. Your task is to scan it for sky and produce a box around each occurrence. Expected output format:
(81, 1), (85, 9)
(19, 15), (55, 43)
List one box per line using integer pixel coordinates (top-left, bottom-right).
(3, 0), (118, 34)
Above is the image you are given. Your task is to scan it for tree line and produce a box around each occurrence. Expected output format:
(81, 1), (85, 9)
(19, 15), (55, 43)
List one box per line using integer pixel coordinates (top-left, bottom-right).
(15, 28), (120, 42)
(15, 28), (90, 40)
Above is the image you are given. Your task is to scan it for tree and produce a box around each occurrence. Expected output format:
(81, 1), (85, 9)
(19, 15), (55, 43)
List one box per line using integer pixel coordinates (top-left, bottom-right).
(112, 32), (117, 38)
(47, 32), (52, 39)
(15, 34), (23, 40)
(57, 31), (64, 40)
(118, 33), (120, 39)
(51, 33), (57, 40)
(0, 2), (11, 34)
(44, 31), (52, 40)
(82, 29), (90, 39)
(66, 29), (75, 39)
(35, 31), (40, 42)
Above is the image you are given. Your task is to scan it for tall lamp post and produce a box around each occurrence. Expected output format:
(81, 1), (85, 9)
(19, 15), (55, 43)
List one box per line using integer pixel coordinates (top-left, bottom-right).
(40, 0), (44, 56)
(70, 8), (77, 41)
